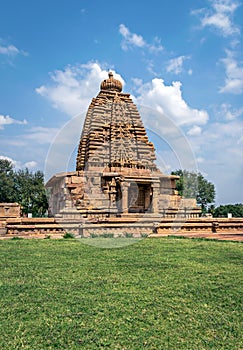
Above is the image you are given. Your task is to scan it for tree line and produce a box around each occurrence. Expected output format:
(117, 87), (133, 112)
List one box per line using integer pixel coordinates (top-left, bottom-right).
(171, 169), (243, 217)
(213, 204), (243, 218)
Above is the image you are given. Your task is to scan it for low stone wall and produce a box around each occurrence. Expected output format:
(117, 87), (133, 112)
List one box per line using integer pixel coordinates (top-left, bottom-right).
(79, 218), (243, 237)
(157, 218), (243, 234)
(0, 216), (243, 238)
(79, 222), (154, 237)
(4, 218), (65, 238)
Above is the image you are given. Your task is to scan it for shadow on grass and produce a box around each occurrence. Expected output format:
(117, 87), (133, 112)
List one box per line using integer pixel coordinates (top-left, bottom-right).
(77, 237), (143, 248)
(165, 235), (242, 243)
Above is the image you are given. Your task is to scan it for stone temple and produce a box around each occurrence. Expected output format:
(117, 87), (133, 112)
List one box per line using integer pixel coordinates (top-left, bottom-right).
(46, 72), (200, 235)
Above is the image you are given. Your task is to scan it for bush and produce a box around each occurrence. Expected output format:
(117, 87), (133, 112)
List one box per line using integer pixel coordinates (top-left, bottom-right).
(101, 233), (114, 238)
(90, 233), (98, 238)
(63, 232), (75, 239)
(124, 232), (133, 238)
(141, 233), (148, 238)
(90, 233), (114, 238)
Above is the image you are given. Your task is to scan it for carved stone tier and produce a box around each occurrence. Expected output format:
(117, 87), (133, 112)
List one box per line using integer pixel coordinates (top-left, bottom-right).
(76, 72), (156, 172)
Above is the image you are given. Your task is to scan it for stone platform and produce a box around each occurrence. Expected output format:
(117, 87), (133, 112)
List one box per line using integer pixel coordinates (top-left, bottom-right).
(1, 216), (243, 241)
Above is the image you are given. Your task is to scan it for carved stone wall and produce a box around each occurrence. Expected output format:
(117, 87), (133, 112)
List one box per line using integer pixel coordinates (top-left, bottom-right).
(0, 203), (21, 219)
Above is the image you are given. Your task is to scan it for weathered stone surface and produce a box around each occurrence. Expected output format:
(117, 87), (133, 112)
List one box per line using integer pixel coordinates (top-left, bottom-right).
(0, 203), (21, 219)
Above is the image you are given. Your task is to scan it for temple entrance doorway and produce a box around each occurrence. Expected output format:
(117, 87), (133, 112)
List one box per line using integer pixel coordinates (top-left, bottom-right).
(128, 183), (152, 213)
(115, 183), (122, 213)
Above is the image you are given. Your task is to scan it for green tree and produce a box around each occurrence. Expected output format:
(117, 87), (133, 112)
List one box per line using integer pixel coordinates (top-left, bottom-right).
(0, 159), (16, 202)
(213, 204), (243, 218)
(0, 159), (48, 217)
(171, 169), (216, 213)
(14, 168), (48, 217)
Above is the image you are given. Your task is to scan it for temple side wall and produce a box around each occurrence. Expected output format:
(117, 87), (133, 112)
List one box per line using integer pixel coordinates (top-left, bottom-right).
(46, 172), (201, 220)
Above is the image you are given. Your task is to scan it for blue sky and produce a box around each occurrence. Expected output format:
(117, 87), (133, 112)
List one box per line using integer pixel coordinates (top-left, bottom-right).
(0, 0), (243, 205)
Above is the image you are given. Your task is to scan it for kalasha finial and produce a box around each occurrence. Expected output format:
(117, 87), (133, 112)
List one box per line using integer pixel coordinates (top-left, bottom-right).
(100, 71), (123, 92)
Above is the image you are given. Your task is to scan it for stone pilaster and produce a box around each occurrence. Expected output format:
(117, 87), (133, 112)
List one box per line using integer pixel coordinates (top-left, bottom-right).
(121, 182), (130, 213)
(151, 182), (160, 214)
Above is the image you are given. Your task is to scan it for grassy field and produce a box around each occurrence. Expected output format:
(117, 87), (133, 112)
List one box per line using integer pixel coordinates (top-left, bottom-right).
(0, 237), (242, 349)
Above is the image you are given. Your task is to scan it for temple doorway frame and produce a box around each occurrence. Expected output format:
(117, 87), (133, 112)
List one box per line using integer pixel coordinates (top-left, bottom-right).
(127, 182), (152, 213)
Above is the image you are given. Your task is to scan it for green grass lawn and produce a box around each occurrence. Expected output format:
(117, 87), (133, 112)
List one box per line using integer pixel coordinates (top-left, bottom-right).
(0, 237), (242, 349)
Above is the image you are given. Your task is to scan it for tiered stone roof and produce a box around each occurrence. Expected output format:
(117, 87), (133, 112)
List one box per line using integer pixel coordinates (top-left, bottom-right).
(76, 72), (157, 171)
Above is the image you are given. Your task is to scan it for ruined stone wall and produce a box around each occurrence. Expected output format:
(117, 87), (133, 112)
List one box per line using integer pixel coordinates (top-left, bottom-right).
(5, 218), (65, 237)
(0, 203), (21, 219)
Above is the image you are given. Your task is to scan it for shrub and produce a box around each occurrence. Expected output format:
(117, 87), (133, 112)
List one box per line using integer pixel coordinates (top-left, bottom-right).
(90, 233), (114, 238)
(90, 233), (98, 238)
(141, 233), (148, 238)
(63, 232), (75, 239)
(101, 233), (114, 238)
(125, 232), (133, 238)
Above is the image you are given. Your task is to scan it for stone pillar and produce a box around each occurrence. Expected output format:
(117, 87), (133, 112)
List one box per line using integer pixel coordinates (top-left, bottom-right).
(144, 186), (152, 211)
(121, 182), (129, 213)
(151, 183), (160, 214)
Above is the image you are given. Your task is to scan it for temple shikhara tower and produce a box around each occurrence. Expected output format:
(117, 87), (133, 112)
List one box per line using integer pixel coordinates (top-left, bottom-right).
(46, 72), (200, 235)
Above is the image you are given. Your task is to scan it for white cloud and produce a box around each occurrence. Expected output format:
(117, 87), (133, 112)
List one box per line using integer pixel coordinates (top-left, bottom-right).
(135, 78), (209, 126)
(24, 127), (59, 144)
(119, 24), (145, 50)
(196, 157), (205, 163)
(147, 37), (164, 53)
(0, 44), (19, 56)
(192, 0), (240, 36)
(0, 155), (38, 170)
(217, 103), (243, 120)
(0, 41), (28, 57)
(166, 55), (191, 75)
(24, 161), (37, 168)
(187, 125), (202, 136)
(220, 50), (243, 94)
(131, 78), (143, 87)
(146, 60), (158, 76)
(211, 120), (243, 142)
(119, 24), (163, 53)
(0, 115), (14, 128)
(36, 62), (124, 116)
(0, 114), (27, 130)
